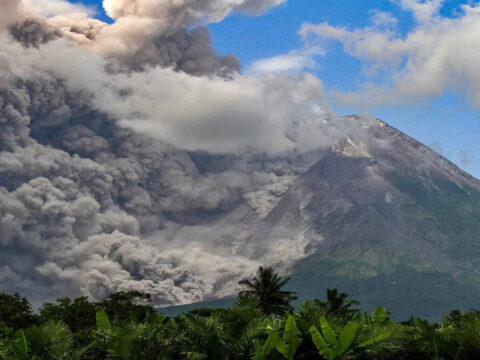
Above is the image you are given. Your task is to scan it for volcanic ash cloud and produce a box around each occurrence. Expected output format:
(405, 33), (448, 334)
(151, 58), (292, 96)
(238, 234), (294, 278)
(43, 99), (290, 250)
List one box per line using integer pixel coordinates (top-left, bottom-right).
(0, 0), (362, 306)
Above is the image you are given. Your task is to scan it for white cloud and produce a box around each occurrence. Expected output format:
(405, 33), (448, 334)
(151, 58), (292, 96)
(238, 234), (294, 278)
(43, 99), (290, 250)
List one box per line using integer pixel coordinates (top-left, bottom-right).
(370, 10), (398, 29)
(396, 0), (443, 23)
(248, 47), (324, 74)
(103, 0), (286, 25)
(300, 2), (480, 110)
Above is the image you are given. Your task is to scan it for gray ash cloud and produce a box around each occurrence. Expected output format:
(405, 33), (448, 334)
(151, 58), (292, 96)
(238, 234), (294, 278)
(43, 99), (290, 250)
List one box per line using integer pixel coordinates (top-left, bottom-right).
(0, 0), (365, 307)
(121, 27), (240, 76)
(0, 75), (259, 305)
(10, 17), (62, 47)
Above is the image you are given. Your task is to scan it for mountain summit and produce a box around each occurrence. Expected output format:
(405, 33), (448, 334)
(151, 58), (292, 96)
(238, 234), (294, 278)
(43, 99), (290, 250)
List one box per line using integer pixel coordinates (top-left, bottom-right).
(262, 118), (480, 319)
(175, 116), (480, 319)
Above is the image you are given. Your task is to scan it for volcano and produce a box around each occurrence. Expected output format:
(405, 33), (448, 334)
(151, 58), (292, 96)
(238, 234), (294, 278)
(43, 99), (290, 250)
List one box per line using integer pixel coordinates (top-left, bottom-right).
(180, 117), (480, 320)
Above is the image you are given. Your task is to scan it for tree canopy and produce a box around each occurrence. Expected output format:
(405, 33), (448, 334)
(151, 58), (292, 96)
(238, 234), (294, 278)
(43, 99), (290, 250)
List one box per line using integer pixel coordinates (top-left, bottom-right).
(1, 267), (480, 360)
(239, 266), (298, 316)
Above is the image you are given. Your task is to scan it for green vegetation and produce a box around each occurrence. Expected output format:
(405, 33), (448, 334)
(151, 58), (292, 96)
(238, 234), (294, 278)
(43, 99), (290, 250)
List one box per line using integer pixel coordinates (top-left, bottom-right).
(239, 267), (298, 316)
(285, 174), (480, 321)
(290, 258), (480, 321)
(390, 175), (480, 261)
(2, 268), (480, 359)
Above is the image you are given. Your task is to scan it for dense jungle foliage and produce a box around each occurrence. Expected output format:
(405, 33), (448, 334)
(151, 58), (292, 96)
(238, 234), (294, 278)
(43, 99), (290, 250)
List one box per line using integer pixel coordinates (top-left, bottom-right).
(1, 266), (479, 360)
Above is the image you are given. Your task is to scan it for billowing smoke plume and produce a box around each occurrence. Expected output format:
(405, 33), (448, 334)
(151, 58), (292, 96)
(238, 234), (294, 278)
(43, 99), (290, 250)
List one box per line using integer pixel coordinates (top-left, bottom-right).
(103, 0), (286, 24)
(0, 0), (364, 306)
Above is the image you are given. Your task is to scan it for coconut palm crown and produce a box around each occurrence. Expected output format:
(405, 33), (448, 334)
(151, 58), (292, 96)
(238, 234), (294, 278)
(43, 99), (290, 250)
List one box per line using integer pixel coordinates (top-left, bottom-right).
(239, 266), (298, 316)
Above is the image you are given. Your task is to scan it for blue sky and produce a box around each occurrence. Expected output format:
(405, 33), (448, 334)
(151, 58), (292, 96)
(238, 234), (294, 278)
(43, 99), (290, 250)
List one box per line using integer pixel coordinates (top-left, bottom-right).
(71, 0), (480, 177)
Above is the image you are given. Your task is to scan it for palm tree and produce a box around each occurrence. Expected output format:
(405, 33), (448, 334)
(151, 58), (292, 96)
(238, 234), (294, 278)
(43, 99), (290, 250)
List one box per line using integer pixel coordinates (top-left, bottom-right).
(178, 313), (233, 360)
(94, 311), (175, 360)
(239, 267), (297, 316)
(315, 289), (359, 317)
(3, 320), (90, 360)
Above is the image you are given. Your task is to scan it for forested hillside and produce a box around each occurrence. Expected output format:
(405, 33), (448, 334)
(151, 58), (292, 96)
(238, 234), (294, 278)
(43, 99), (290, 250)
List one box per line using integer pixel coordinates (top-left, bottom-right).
(2, 267), (480, 360)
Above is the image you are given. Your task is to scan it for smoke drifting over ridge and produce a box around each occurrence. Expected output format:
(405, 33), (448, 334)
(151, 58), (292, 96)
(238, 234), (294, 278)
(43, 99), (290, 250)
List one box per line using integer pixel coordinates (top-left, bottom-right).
(0, 0), (365, 306)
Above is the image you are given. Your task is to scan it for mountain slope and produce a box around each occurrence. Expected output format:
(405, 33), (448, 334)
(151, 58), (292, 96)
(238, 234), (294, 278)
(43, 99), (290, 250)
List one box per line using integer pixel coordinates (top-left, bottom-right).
(164, 118), (480, 319)
(260, 119), (480, 319)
